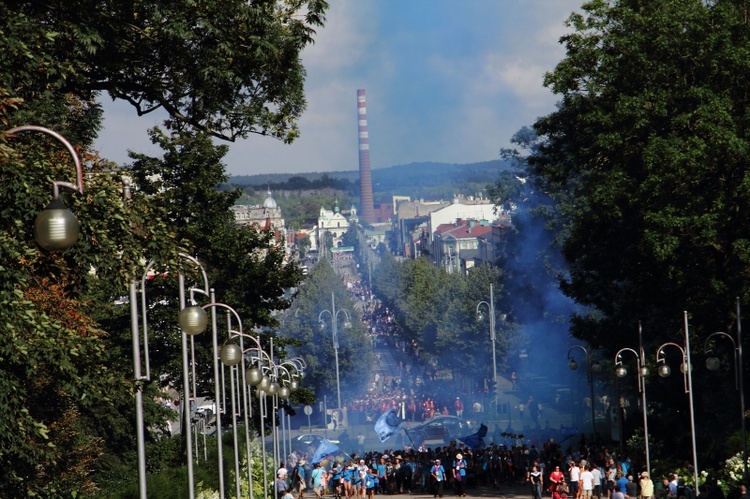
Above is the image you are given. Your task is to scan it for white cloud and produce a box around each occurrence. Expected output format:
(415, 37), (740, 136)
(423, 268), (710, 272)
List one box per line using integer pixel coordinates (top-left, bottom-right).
(95, 0), (584, 176)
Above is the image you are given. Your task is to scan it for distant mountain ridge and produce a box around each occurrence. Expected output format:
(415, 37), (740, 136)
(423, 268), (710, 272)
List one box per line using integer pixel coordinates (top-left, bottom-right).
(230, 159), (510, 193)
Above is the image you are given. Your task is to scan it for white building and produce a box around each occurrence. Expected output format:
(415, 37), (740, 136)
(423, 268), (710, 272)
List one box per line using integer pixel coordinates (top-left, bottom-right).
(231, 189), (285, 232)
(316, 201), (350, 249)
(426, 198), (501, 238)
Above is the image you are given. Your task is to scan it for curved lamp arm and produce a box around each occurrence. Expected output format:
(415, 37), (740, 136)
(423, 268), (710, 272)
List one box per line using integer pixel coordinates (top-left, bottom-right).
(655, 342), (689, 392)
(6, 125), (85, 250)
(475, 300), (490, 319)
(6, 125), (84, 196)
(704, 331), (739, 390)
(614, 347), (647, 391)
(336, 309), (352, 325)
(567, 344), (589, 371)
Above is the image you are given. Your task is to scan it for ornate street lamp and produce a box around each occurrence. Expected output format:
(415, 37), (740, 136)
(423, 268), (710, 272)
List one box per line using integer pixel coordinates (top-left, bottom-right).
(614, 322), (651, 477)
(318, 291), (351, 410)
(567, 345), (601, 435)
(655, 311), (699, 489)
(704, 297), (746, 482)
(5, 125), (85, 250)
(476, 283), (498, 384)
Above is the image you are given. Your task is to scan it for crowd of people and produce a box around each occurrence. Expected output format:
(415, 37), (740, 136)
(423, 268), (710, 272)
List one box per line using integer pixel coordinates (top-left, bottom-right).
(341, 276), (479, 430)
(275, 262), (726, 499)
(278, 434), (731, 499)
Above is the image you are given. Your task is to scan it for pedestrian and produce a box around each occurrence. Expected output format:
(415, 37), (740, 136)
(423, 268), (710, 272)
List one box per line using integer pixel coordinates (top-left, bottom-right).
(625, 475), (638, 499)
(275, 473), (289, 499)
(529, 464), (543, 499)
(312, 462), (326, 499)
(365, 468), (377, 499)
(640, 472), (654, 499)
(295, 461), (307, 499)
(431, 459), (446, 498)
(453, 453), (467, 497)
(581, 465), (595, 499)
(569, 461), (581, 499)
(592, 465), (603, 499)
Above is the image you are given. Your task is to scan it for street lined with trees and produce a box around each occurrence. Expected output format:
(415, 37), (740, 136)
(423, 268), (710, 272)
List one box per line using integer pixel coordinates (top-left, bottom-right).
(1, 0), (328, 496)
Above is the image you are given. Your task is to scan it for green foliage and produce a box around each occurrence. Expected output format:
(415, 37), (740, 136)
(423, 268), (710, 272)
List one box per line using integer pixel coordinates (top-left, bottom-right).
(0, 0), (329, 142)
(1, 0), (325, 494)
(279, 260), (372, 405)
(372, 252), (521, 382)
(520, 0), (750, 476)
(126, 128), (304, 394)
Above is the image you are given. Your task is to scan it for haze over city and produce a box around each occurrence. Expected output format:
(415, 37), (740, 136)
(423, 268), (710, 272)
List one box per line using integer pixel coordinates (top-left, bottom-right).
(95, 0), (583, 177)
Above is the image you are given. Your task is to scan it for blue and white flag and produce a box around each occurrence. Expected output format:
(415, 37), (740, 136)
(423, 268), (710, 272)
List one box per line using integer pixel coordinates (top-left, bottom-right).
(458, 423), (488, 450)
(312, 438), (341, 464)
(374, 408), (403, 443)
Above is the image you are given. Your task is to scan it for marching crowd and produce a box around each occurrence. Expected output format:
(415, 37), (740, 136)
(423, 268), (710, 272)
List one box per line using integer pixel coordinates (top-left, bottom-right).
(274, 264), (723, 499)
(275, 435), (727, 499)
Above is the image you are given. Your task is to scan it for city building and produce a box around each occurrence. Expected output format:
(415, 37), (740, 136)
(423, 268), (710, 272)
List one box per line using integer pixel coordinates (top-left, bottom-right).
(316, 201), (350, 250)
(231, 189), (285, 232)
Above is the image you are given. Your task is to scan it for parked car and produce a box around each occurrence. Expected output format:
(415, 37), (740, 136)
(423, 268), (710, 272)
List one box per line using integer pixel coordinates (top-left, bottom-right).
(404, 415), (472, 446)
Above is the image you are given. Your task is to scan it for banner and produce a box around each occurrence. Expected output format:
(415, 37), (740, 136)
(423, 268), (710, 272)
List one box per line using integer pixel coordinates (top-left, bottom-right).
(458, 423), (488, 450)
(374, 408), (403, 443)
(312, 438), (341, 464)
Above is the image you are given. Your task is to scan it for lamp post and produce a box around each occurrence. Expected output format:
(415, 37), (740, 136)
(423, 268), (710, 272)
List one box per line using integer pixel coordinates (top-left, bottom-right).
(5, 125), (85, 251)
(655, 311), (699, 489)
(318, 291), (351, 410)
(204, 300), (253, 499)
(476, 284), (498, 384)
(614, 322), (651, 477)
(221, 329), (304, 499)
(567, 345), (601, 435)
(704, 297), (746, 482)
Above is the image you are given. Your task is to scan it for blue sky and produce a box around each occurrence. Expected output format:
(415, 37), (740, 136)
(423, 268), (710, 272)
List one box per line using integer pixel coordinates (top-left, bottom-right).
(94, 0), (584, 176)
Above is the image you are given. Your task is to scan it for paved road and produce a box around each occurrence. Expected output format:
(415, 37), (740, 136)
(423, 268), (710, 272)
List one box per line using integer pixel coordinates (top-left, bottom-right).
(298, 483), (533, 499)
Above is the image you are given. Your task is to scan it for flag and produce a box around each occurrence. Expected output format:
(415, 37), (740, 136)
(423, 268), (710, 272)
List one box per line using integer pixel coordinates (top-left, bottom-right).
(458, 423), (488, 450)
(374, 408), (403, 443)
(312, 438), (341, 464)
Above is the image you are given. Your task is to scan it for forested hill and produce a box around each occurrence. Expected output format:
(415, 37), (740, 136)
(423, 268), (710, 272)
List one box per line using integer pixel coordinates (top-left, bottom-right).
(230, 159), (511, 198)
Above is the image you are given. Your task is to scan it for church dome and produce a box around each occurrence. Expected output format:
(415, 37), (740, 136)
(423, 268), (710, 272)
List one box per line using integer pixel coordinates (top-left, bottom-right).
(263, 189), (277, 210)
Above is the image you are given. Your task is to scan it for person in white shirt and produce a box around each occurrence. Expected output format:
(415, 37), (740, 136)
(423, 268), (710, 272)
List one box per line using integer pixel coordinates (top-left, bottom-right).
(580, 465), (595, 499)
(591, 465), (603, 499)
(569, 461), (581, 499)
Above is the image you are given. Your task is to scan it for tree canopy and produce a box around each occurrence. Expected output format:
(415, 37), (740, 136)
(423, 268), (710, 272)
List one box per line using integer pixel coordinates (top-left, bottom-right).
(516, 0), (750, 467)
(1, 0), (328, 142)
(0, 0), (326, 494)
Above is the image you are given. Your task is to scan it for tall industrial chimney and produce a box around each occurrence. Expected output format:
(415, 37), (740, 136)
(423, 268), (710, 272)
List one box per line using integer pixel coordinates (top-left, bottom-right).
(357, 89), (376, 224)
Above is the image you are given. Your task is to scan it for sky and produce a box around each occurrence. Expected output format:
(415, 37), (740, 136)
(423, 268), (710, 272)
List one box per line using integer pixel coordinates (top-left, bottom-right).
(94, 0), (584, 177)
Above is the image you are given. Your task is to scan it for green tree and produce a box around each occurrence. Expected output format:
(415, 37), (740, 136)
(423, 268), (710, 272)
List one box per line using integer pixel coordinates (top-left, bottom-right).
(279, 260), (372, 406)
(1, 0), (328, 142)
(0, 0), (328, 492)
(0, 95), (180, 496)
(526, 0), (750, 467)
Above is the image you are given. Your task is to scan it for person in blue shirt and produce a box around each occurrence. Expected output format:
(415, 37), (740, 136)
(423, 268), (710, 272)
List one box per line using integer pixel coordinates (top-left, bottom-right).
(342, 462), (355, 499)
(617, 472), (630, 495)
(365, 467), (377, 499)
(295, 462), (307, 499)
(376, 456), (387, 495)
(331, 463), (343, 499)
(431, 459), (446, 498)
(351, 460), (364, 498)
(312, 462), (326, 499)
